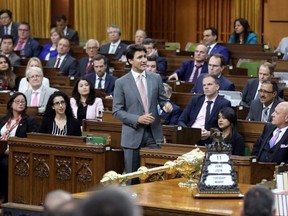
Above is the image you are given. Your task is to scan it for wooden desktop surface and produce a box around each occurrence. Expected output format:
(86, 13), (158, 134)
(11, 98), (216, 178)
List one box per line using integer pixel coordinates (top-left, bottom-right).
(73, 178), (252, 216)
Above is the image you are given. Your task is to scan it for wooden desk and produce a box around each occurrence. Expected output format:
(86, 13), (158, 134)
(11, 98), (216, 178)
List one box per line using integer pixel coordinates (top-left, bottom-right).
(140, 144), (275, 185)
(73, 178), (252, 216)
(0, 91), (11, 104)
(167, 81), (194, 93)
(8, 133), (124, 205)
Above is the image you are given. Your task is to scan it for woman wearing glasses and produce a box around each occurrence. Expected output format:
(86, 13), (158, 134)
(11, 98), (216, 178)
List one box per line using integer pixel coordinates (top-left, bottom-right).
(0, 54), (19, 90)
(70, 77), (104, 125)
(39, 91), (81, 136)
(0, 92), (37, 202)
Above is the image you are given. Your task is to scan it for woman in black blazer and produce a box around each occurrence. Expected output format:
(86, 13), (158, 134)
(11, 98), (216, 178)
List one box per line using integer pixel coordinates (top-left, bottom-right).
(39, 91), (81, 136)
(0, 92), (37, 202)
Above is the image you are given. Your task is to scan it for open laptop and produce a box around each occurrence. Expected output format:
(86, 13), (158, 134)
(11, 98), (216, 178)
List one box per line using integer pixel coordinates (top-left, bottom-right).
(218, 90), (242, 107)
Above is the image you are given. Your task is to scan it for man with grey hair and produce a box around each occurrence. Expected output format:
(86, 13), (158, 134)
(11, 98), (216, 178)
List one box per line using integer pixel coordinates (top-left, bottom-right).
(78, 39), (100, 76)
(134, 29), (147, 45)
(99, 24), (127, 60)
(24, 66), (57, 108)
(242, 185), (276, 216)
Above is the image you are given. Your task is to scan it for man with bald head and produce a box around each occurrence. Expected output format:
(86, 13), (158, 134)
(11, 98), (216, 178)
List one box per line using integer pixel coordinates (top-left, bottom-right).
(252, 101), (288, 164)
(168, 44), (208, 83)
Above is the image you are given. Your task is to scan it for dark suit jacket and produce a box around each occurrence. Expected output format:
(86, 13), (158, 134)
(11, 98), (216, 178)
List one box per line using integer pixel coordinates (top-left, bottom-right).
(99, 41), (128, 60)
(0, 115), (38, 137)
(192, 74), (235, 93)
(156, 56), (167, 72)
(246, 98), (283, 121)
(252, 123), (288, 164)
(178, 94), (231, 130)
(65, 28), (79, 45)
(46, 54), (79, 77)
(7, 52), (21, 66)
(209, 44), (229, 65)
(161, 102), (182, 125)
(78, 57), (94, 76)
(0, 22), (18, 40)
(241, 78), (259, 107)
(14, 37), (42, 58)
(84, 72), (117, 95)
(39, 116), (82, 136)
(175, 60), (208, 81)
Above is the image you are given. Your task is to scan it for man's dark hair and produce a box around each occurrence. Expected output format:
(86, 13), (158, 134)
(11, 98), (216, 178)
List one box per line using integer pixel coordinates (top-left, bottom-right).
(126, 44), (147, 65)
(262, 80), (278, 94)
(92, 54), (108, 66)
(147, 55), (157, 62)
(0, 34), (14, 46)
(243, 186), (275, 216)
(143, 38), (157, 48)
(56, 14), (67, 22)
(204, 27), (218, 41)
(209, 53), (225, 67)
(203, 74), (220, 86)
(0, 9), (12, 19)
(18, 21), (30, 31)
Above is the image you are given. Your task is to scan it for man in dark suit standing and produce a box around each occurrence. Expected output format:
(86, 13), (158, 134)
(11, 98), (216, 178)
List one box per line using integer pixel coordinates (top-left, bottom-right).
(99, 24), (127, 60)
(179, 74), (231, 141)
(14, 22), (42, 58)
(203, 27), (229, 64)
(247, 80), (282, 122)
(0, 9), (18, 40)
(78, 39), (99, 76)
(85, 54), (117, 96)
(46, 38), (78, 77)
(168, 44), (208, 83)
(252, 101), (288, 164)
(192, 54), (235, 93)
(113, 44), (173, 184)
(56, 15), (79, 45)
(242, 62), (274, 107)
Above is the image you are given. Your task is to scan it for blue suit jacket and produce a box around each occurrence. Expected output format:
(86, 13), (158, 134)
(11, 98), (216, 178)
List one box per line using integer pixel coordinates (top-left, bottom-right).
(38, 43), (58, 60)
(85, 72), (117, 96)
(0, 22), (19, 40)
(65, 28), (79, 45)
(228, 32), (258, 44)
(15, 37), (42, 58)
(99, 41), (128, 60)
(178, 94), (231, 130)
(192, 74), (235, 93)
(175, 60), (208, 81)
(156, 56), (167, 72)
(252, 123), (288, 164)
(46, 54), (79, 77)
(209, 44), (229, 65)
(241, 78), (259, 107)
(161, 102), (182, 125)
(78, 57), (95, 76)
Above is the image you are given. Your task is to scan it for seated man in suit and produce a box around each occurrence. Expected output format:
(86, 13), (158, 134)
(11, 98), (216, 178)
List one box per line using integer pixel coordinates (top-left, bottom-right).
(203, 27), (229, 64)
(134, 29), (147, 45)
(24, 66), (57, 108)
(242, 62), (274, 107)
(247, 80), (282, 122)
(85, 54), (117, 97)
(0, 9), (18, 40)
(178, 74), (231, 141)
(252, 101), (288, 164)
(99, 24), (128, 60)
(56, 14), (79, 45)
(46, 38), (79, 77)
(14, 22), (42, 58)
(168, 44), (208, 84)
(159, 83), (182, 125)
(78, 39), (100, 76)
(143, 38), (167, 73)
(192, 53), (235, 93)
(0, 34), (21, 66)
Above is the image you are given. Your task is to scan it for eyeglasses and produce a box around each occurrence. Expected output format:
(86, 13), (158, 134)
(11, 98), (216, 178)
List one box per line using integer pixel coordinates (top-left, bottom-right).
(29, 74), (42, 79)
(258, 89), (274, 94)
(0, 61), (8, 65)
(53, 100), (66, 107)
(86, 47), (98, 50)
(18, 29), (29, 32)
(14, 100), (26, 104)
(208, 64), (221, 68)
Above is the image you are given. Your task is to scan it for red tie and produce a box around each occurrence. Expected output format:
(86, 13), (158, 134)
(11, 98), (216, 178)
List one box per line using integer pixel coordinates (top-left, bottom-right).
(86, 60), (93, 74)
(55, 57), (61, 68)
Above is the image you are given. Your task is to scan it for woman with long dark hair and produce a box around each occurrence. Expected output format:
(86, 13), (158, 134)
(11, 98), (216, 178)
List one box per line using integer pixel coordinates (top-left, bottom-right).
(39, 91), (81, 136)
(228, 18), (258, 44)
(215, 107), (245, 155)
(70, 77), (104, 124)
(0, 54), (19, 90)
(0, 92), (37, 202)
